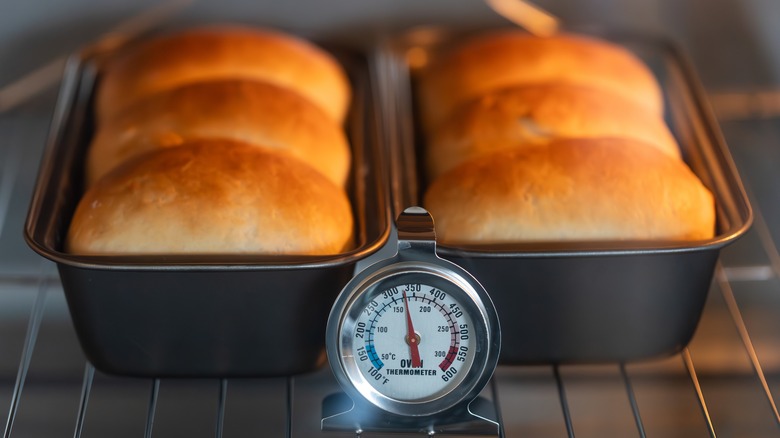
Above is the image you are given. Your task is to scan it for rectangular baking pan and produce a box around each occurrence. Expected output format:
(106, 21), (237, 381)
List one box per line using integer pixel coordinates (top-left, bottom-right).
(24, 41), (390, 377)
(376, 27), (752, 363)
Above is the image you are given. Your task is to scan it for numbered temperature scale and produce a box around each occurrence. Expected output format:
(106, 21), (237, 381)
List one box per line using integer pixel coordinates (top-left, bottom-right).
(323, 207), (502, 436)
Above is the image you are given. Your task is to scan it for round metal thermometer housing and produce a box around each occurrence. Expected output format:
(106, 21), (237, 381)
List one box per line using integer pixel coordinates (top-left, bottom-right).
(326, 208), (500, 417)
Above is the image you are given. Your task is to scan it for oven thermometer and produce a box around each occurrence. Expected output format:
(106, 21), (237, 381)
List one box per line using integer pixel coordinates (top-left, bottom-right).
(323, 207), (501, 435)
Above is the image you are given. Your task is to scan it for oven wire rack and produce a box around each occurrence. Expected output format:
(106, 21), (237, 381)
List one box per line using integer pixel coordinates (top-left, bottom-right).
(2, 87), (780, 438)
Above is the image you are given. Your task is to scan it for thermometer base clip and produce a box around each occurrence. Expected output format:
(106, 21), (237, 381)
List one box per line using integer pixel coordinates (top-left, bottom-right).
(321, 391), (502, 436)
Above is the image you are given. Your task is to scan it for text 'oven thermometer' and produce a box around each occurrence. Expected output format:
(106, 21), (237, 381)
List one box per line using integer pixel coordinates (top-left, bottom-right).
(323, 207), (501, 436)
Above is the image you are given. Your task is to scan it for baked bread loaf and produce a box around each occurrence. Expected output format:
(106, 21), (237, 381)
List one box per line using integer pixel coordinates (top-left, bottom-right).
(426, 83), (680, 179)
(87, 79), (351, 188)
(96, 25), (351, 123)
(67, 140), (354, 255)
(424, 138), (714, 244)
(418, 31), (663, 131)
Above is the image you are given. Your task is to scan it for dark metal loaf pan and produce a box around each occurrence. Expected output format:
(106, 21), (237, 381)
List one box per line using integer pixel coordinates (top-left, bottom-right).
(377, 27), (752, 363)
(24, 43), (390, 377)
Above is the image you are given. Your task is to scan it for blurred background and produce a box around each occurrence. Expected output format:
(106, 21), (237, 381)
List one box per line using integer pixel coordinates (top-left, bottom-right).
(1, 0), (780, 436)
(2, 0), (780, 90)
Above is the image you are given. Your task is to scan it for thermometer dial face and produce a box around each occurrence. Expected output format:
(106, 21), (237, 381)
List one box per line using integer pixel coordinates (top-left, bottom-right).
(352, 281), (475, 402)
(332, 264), (496, 416)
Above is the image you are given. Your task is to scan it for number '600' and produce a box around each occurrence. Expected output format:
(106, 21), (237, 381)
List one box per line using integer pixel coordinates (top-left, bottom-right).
(441, 366), (458, 382)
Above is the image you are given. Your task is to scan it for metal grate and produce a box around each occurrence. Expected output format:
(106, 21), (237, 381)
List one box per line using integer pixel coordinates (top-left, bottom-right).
(3, 63), (780, 438)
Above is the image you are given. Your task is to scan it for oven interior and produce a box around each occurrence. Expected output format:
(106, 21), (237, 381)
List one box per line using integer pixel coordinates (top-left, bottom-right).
(1, 0), (780, 436)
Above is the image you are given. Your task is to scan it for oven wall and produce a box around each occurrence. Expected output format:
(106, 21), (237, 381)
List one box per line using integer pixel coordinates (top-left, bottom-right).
(1, 0), (778, 89)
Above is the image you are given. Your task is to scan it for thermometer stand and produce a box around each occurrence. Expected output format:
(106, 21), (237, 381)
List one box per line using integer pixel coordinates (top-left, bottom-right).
(321, 389), (502, 436)
(323, 207), (502, 436)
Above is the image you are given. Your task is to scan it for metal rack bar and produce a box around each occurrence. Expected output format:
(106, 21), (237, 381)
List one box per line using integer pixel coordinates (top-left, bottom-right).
(620, 363), (647, 438)
(709, 90), (780, 121)
(73, 364), (95, 438)
(739, 182), (780, 279)
(716, 264), (780, 427)
(489, 377), (505, 438)
(682, 349), (717, 438)
(2, 269), (49, 438)
(753, 207), (780, 278)
(144, 379), (160, 438)
(553, 365), (576, 438)
(0, 130), (23, 238)
(215, 379), (227, 438)
(286, 376), (294, 438)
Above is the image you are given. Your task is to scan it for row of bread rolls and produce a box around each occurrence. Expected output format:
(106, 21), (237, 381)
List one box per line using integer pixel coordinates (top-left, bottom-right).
(419, 31), (715, 244)
(66, 26), (355, 255)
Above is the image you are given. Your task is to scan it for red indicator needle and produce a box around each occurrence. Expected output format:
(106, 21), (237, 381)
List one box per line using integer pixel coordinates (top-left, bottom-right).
(402, 290), (422, 368)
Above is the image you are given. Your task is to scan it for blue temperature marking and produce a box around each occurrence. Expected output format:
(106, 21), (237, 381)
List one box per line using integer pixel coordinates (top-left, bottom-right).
(365, 343), (384, 370)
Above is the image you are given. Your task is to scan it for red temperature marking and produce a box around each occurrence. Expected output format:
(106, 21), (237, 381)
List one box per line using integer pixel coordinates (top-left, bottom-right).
(439, 345), (459, 371)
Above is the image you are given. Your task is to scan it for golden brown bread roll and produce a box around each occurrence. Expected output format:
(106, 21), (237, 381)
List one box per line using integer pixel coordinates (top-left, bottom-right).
(424, 138), (715, 244)
(67, 140), (354, 255)
(87, 79), (351, 188)
(96, 25), (351, 123)
(426, 83), (680, 179)
(418, 31), (663, 131)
